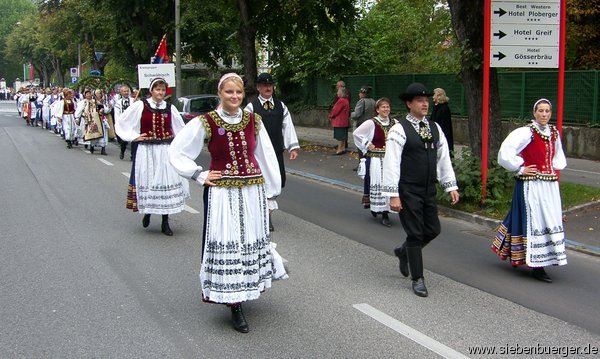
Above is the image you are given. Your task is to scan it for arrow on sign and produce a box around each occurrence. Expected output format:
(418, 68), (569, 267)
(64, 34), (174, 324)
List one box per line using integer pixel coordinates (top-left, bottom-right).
(493, 30), (507, 39)
(493, 8), (507, 17)
(493, 52), (506, 61)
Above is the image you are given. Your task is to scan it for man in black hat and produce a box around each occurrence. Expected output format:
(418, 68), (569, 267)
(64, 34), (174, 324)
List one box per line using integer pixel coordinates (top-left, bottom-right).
(245, 72), (300, 231)
(382, 82), (459, 297)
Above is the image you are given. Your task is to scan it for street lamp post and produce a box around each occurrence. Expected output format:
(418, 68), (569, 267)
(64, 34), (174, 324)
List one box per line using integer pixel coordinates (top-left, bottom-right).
(175, 0), (182, 99)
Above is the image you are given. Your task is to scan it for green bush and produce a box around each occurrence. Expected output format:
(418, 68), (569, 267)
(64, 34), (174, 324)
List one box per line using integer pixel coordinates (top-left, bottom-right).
(437, 148), (514, 216)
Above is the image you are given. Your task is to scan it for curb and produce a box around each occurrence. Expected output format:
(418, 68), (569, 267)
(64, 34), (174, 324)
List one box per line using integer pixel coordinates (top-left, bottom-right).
(287, 167), (600, 257)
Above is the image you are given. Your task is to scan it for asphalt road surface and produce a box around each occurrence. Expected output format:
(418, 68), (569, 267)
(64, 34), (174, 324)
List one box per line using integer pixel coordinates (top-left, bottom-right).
(1, 101), (599, 358)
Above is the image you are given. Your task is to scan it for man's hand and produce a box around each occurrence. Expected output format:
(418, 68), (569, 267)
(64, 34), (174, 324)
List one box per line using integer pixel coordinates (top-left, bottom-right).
(449, 190), (460, 205)
(289, 149), (298, 160)
(390, 196), (402, 212)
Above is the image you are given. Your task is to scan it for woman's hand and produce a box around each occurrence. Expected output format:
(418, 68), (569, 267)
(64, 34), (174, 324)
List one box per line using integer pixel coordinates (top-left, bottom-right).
(134, 133), (149, 142)
(521, 164), (538, 176)
(367, 143), (375, 151)
(204, 170), (222, 186)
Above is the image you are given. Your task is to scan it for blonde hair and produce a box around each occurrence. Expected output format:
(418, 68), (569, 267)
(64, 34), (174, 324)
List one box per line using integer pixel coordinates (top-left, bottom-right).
(218, 73), (244, 92)
(433, 88), (449, 104)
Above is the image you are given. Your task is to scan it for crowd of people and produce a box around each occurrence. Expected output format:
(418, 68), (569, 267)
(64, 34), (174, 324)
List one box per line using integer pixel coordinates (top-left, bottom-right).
(9, 76), (568, 333)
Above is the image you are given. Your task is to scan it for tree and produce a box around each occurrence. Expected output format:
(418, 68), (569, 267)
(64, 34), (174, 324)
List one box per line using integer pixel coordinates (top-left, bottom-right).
(565, 0), (600, 69)
(447, 0), (502, 160)
(0, 0), (37, 84)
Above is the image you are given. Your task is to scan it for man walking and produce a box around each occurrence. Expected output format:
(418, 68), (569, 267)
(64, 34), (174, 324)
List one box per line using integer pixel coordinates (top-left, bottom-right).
(245, 72), (300, 230)
(382, 82), (459, 297)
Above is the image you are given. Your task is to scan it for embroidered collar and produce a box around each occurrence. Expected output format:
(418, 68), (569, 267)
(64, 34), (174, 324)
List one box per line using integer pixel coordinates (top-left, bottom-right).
(258, 95), (273, 104)
(529, 121), (555, 142)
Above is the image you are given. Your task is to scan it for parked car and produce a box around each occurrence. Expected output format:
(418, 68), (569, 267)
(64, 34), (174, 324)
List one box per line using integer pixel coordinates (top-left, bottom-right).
(174, 94), (220, 123)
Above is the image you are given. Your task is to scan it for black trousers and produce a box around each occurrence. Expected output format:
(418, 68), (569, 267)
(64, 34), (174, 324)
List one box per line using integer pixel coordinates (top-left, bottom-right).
(275, 150), (286, 188)
(398, 183), (441, 248)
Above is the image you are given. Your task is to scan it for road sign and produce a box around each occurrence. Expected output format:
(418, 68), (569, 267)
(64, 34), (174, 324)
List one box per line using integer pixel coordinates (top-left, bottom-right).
(490, 0), (560, 68)
(70, 67), (79, 78)
(491, 2), (560, 25)
(490, 45), (559, 68)
(71, 76), (78, 84)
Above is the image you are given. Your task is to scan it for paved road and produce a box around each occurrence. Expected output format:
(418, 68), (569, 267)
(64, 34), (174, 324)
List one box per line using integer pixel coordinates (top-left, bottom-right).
(1, 102), (599, 358)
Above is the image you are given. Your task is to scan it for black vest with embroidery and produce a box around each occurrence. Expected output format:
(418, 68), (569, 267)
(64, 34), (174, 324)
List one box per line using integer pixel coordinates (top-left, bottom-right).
(399, 119), (439, 186)
(251, 97), (285, 152)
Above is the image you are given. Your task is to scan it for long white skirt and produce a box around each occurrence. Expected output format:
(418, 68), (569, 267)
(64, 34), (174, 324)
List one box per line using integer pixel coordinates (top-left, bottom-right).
(201, 184), (273, 304)
(62, 114), (77, 141)
(368, 156), (390, 213)
(134, 143), (189, 214)
(525, 180), (567, 267)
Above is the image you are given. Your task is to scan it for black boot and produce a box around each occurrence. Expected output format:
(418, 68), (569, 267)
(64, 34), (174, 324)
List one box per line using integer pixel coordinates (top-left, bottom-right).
(66, 140), (72, 149)
(120, 142), (127, 160)
(90, 145), (94, 154)
(230, 304), (249, 333)
(101, 147), (107, 155)
(532, 267), (552, 283)
(269, 212), (274, 232)
(161, 215), (173, 236)
(407, 246), (428, 297)
(142, 214), (151, 228)
(393, 243), (409, 277)
(381, 212), (392, 227)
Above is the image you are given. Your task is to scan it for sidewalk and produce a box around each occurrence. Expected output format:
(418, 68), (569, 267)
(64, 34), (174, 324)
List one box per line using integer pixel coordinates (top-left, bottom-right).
(292, 126), (600, 256)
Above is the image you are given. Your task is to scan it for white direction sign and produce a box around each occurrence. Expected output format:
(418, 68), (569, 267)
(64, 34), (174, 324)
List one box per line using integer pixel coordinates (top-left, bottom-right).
(490, 0), (560, 68)
(492, 2), (560, 25)
(491, 45), (559, 68)
(492, 23), (559, 46)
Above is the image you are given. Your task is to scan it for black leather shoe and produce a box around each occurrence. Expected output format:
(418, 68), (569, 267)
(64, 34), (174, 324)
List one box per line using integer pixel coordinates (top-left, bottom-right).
(532, 267), (552, 283)
(119, 151), (125, 160)
(371, 211), (377, 218)
(142, 214), (151, 228)
(101, 147), (107, 155)
(231, 305), (249, 333)
(90, 146), (94, 154)
(381, 213), (392, 227)
(161, 221), (173, 236)
(412, 277), (428, 297)
(394, 245), (409, 277)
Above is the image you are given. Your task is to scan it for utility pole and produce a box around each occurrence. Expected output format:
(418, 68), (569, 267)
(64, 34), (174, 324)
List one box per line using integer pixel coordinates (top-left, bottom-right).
(175, 0), (182, 99)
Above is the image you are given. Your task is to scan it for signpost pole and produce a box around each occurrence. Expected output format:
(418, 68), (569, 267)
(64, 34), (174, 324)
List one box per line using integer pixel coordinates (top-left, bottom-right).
(557, 0), (566, 135)
(482, 0), (492, 202)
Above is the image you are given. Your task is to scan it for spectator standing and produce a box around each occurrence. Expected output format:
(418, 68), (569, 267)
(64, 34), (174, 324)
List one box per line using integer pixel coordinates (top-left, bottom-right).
(430, 88), (454, 155)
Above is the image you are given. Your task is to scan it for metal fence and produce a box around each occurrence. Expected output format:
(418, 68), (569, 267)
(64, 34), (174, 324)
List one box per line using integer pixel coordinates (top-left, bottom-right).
(308, 71), (599, 126)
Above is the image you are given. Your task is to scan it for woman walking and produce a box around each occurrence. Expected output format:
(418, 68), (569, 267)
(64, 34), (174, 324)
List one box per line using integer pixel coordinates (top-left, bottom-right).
(491, 98), (567, 282)
(115, 78), (189, 236)
(169, 73), (282, 333)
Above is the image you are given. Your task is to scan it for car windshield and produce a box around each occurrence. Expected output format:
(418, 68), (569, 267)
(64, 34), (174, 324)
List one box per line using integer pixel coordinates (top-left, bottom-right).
(190, 97), (219, 113)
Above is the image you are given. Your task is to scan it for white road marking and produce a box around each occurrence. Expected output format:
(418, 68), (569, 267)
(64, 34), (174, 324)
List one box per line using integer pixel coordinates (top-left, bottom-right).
(184, 205), (199, 214)
(353, 303), (470, 359)
(122, 172), (130, 178)
(98, 158), (113, 166)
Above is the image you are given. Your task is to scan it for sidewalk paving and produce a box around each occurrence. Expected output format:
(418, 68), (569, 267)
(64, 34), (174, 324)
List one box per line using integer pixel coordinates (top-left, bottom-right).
(292, 126), (600, 256)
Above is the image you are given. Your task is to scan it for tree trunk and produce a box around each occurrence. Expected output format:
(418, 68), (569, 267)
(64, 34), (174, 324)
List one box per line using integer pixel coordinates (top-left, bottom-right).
(237, 0), (257, 97)
(447, 0), (502, 161)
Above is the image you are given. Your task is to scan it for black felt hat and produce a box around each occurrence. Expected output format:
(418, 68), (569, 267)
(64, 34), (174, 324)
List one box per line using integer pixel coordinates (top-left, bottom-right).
(256, 73), (275, 84)
(399, 82), (432, 101)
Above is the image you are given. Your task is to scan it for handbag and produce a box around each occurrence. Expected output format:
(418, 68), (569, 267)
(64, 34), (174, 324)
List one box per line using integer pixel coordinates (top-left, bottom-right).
(357, 158), (367, 179)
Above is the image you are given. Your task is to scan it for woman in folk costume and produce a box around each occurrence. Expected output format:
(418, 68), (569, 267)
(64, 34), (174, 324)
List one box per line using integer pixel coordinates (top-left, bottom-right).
(169, 73), (282, 333)
(52, 89), (78, 148)
(115, 78), (189, 236)
(95, 89), (116, 142)
(353, 97), (397, 227)
(491, 99), (567, 283)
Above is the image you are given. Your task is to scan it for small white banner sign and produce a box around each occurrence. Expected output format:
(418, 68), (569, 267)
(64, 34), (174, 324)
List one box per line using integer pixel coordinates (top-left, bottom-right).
(137, 63), (175, 89)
